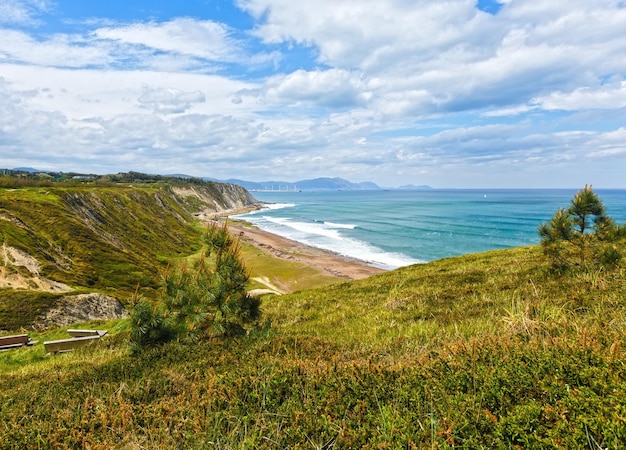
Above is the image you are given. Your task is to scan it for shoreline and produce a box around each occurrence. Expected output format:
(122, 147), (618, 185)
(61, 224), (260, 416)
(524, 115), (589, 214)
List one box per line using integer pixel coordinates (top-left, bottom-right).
(225, 219), (387, 281)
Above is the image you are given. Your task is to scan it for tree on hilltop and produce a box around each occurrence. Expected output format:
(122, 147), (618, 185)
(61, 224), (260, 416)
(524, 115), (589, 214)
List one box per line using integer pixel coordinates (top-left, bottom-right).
(538, 185), (624, 272)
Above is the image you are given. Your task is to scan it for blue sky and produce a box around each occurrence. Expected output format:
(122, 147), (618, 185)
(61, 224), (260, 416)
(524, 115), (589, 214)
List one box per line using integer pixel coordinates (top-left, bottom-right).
(1, 0), (626, 188)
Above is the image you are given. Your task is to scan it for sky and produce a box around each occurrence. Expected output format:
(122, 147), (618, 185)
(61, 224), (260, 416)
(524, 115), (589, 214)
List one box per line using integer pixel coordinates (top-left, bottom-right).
(1, 0), (626, 188)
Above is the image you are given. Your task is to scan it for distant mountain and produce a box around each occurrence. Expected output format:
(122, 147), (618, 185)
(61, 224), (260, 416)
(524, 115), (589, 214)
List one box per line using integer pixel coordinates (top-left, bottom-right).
(213, 177), (382, 192)
(295, 177), (380, 191)
(12, 167), (41, 173)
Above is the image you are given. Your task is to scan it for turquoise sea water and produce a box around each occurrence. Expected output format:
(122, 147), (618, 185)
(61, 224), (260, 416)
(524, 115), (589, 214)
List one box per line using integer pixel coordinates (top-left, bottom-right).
(237, 189), (626, 269)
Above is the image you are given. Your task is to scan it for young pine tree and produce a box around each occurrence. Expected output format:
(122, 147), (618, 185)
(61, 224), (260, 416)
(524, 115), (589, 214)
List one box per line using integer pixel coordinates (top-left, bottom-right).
(538, 185), (623, 272)
(130, 222), (260, 351)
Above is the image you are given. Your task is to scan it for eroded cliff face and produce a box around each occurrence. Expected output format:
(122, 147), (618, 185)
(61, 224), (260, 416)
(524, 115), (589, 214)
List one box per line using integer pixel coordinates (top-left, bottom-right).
(58, 183), (259, 250)
(0, 181), (258, 330)
(168, 183), (258, 219)
(0, 243), (73, 292)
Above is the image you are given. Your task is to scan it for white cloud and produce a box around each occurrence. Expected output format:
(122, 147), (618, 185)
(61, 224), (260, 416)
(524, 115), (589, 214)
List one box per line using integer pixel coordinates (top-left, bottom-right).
(537, 81), (626, 111)
(0, 29), (113, 68)
(137, 88), (206, 114)
(93, 18), (241, 62)
(239, 0), (626, 117)
(0, 64), (254, 120)
(2, 1), (626, 187)
(241, 0), (492, 72)
(257, 69), (371, 108)
(0, 0), (50, 25)
(586, 127), (626, 158)
(0, 17), (264, 73)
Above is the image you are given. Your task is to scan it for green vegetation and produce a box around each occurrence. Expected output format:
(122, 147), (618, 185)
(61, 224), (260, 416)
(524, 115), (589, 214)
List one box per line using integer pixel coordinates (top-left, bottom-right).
(236, 220), (343, 292)
(0, 168), (214, 187)
(539, 185), (625, 272)
(0, 185), (201, 327)
(0, 173), (256, 330)
(2, 244), (626, 448)
(130, 223), (260, 351)
(0, 291), (59, 331)
(1, 181), (626, 448)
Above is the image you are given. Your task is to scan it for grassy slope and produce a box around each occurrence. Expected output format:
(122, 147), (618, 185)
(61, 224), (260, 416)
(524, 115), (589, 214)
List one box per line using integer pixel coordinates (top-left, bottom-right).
(239, 237), (344, 292)
(1, 237), (626, 448)
(0, 183), (249, 329)
(0, 186), (197, 329)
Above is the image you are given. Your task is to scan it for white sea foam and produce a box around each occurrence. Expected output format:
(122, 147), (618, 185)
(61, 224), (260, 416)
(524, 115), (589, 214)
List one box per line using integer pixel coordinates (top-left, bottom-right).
(246, 215), (421, 269)
(241, 202), (295, 215)
(324, 221), (357, 229)
(266, 217), (343, 239)
(264, 202), (296, 210)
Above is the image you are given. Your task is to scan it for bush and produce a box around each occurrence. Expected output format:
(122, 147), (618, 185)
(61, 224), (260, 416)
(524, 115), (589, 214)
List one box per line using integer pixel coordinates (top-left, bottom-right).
(130, 222), (261, 351)
(129, 297), (176, 352)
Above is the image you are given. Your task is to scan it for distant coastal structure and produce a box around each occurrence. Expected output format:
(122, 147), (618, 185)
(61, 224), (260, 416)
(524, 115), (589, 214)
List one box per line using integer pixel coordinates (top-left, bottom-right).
(251, 185), (301, 193)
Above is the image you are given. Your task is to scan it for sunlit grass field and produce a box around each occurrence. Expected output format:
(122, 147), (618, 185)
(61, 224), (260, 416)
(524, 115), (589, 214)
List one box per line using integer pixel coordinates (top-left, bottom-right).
(2, 241), (626, 448)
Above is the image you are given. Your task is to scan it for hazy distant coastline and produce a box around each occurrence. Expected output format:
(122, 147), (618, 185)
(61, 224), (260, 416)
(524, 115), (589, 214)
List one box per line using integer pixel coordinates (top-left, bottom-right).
(206, 176), (433, 192)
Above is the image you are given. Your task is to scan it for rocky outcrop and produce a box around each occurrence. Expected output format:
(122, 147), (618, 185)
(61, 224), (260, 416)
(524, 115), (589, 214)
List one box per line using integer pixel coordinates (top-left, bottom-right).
(42, 293), (128, 329)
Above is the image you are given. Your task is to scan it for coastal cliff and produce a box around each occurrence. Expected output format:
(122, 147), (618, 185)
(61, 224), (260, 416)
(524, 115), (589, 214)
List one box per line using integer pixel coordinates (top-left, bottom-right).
(0, 179), (258, 330)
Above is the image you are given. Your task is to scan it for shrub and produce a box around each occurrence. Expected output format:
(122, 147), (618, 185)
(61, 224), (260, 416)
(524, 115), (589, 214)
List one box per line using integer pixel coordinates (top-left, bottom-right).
(128, 297), (176, 352)
(130, 222), (261, 351)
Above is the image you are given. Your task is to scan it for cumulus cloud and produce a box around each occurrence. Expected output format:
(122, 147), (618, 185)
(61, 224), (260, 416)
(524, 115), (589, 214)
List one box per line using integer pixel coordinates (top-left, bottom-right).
(256, 69), (371, 108)
(137, 88), (206, 114)
(2, 1), (626, 186)
(240, 0), (494, 71)
(240, 0), (626, 117)
(0, 63), (254, 121)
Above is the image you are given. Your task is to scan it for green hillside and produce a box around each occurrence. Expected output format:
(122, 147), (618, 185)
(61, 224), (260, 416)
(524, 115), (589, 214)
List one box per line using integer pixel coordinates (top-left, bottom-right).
(2, 245), (626, 447)
(1, 177), (626, 448)
(0, 174), (257, 330)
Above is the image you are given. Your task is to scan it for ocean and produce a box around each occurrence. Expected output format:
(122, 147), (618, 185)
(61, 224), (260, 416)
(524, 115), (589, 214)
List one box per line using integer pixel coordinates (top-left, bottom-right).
(236, 189), (626, 270)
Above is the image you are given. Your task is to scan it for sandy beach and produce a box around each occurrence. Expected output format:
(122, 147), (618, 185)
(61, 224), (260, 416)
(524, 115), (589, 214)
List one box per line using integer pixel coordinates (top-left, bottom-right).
(226, 220), (386, 281)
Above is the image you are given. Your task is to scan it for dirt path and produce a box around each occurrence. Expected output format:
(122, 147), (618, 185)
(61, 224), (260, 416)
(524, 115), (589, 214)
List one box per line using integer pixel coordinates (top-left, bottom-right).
(249, 276), (288, 296)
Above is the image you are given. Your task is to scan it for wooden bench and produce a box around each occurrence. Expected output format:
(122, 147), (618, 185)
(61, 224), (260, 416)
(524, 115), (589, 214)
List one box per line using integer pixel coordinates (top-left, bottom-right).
(67, 329), (108, 338)
(44, 335), (102, 354)
(0, 334), (36, 351)
(44, 329), (108, 354)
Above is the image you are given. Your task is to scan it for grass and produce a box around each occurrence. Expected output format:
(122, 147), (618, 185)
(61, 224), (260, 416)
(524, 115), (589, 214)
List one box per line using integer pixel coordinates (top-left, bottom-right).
(239, 239), (343, 293)
(228, 219), (343, 293)
(0, 290), (59, 331)
(1, 239), (626, 448)
(0, 319), (129, 373)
